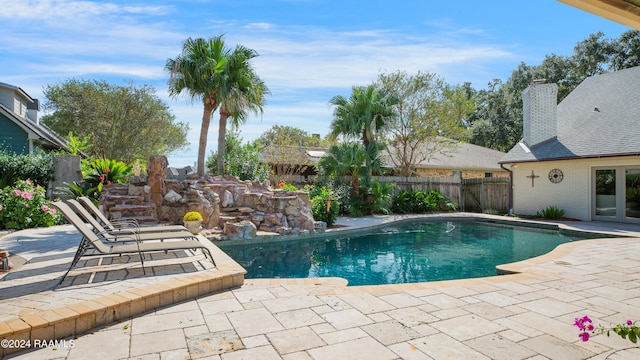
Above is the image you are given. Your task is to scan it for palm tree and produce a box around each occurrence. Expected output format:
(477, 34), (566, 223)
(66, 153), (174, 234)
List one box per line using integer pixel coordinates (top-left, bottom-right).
(216, 45), (269, 174)
(329, 84), (397, 148)
(318, 142), (382, 198)
(165, 36), (230, 177)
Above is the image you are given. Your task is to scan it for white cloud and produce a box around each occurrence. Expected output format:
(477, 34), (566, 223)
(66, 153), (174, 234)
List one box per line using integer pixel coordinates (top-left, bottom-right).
(0, 4), (520, 167)
(0, 0), (170, 20)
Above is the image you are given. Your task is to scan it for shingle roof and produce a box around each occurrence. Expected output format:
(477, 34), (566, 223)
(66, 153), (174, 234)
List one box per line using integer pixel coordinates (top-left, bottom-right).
(261, 141), (505, 171)
(259, 145), (327, 166)
(402, 141), (505, 170)
(500, 66), (640, 163)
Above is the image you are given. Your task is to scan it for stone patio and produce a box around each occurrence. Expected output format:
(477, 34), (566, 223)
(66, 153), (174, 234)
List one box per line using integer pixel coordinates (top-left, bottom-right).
(2, 215), (640, 359)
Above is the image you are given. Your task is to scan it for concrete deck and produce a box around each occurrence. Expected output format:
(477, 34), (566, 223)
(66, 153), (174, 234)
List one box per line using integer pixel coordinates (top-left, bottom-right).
(2, 215), (640, 359)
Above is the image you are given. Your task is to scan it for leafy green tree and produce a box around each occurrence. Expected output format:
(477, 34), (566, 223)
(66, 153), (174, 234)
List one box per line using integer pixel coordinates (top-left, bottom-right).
(42, 79), (188, 163)
(166, 36), (229, 176)
(375, 71), (473, 176)
(206, 130), (269, 182)
(216, 45), (269, 174)
(253, 125), (332, 147)
(610, 30), (640, 71)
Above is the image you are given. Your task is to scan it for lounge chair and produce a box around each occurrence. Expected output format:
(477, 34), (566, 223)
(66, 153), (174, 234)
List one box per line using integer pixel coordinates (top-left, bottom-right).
(76, 196), (189, 233)
(52, 201), (215, 284)
(67, 199), (198, 243)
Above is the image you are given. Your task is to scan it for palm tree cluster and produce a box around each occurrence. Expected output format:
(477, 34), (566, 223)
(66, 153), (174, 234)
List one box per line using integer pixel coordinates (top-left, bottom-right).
(166, 35), (269, 176)
(319, 84), (397, 213)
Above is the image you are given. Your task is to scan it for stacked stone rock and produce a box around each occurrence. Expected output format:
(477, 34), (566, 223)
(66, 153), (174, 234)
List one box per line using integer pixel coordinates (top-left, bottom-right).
(99, 156), (315, 239)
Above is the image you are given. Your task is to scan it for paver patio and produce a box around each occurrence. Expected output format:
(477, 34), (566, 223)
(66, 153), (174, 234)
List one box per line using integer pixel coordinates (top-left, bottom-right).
(2, 215), (640, 359)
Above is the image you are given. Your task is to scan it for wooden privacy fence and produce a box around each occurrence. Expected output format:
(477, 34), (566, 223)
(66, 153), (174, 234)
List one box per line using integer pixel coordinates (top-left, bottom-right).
(286, 175), (511, 214)
(377, 176), (510, 213)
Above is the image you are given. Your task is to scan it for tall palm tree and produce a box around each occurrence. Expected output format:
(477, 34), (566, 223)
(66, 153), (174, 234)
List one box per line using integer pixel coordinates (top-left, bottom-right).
(329, 84), (397, 148)
(165, 36), (230, 176)
(216, 45), (269, 174)
(329, 84), (396, 175)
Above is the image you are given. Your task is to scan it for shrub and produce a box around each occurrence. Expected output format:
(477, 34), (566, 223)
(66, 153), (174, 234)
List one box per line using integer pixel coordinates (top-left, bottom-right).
(366, 180), (394, 215)
(85, 158), (132, 185)
(206, 130), (270, 182)
(0, 151), (53, 188)
(536, 205), (566, 219)
(0, 179), (62, 229)
(307, 185), (339, 226)
(391, 189), (456, 214)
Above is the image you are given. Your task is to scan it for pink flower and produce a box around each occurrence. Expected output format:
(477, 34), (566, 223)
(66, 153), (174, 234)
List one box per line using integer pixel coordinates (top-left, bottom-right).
(21, 192), (33, 200)
(578, 332), (590, 342)
(25, 179), (31, 185)
(13, 189), (21, 196)
(574, 316), (592, 331)
(25, 203), (29, 208)
(42, 205), (49, 212)
(0, 204), (3, 211)
(105, 168), (111, 173)
(99, 175), (105, 182)
(627, 320), (633, 326)
(49, 208), (56, 215)
(36, 184), (41, 189)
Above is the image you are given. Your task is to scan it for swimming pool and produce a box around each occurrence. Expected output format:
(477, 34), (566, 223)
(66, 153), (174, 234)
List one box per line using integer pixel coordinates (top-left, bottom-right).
(219, 219), (605, 286)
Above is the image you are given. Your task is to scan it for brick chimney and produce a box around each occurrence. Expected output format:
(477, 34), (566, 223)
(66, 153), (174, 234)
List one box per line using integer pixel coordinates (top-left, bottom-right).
(522, 81), (558, 147)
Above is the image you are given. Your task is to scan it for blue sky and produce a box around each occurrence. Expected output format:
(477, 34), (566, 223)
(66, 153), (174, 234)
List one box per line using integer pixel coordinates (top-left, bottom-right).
(0, 0), (630, 167)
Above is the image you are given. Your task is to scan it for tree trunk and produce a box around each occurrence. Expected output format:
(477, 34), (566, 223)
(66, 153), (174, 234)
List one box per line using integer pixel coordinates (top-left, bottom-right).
(197, 101), (216, 177)
(217, 112), (231, 174)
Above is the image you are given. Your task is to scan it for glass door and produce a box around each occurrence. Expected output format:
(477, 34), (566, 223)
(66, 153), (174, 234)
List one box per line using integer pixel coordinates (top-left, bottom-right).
(626, 168), (640, 221)
(595, 169), (616, 218)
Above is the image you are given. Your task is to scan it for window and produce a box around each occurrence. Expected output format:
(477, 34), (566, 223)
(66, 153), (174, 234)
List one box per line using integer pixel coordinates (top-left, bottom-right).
(485, 172), (493, 178)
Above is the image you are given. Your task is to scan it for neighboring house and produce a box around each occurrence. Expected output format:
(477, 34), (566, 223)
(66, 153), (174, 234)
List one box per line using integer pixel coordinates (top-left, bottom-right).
(406, 141), (508, 179)
(500, 66), (640, 223)
(0, 81), (69, 154)
(259, 145), (325, 179)
(260, 141), (508, 180)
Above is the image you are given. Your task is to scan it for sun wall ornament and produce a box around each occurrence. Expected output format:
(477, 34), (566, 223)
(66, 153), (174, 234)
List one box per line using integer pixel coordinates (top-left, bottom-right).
(548, 168), (564, 183)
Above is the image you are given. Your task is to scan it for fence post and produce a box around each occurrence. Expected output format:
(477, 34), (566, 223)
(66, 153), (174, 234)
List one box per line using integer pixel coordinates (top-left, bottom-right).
(459, 177), (463, 212)
(480, 181), (485, 213)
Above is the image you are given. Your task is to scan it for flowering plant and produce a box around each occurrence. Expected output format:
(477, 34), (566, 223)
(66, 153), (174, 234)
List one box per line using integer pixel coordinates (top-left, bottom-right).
(0, 179), (62, 229)
(574, 315), (640, 343)
(183, 211), (203, 222)
(277, 182), (298, 191)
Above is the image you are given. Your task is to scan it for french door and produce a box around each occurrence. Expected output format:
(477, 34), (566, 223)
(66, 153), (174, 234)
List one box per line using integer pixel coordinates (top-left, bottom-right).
(593, 167), (640, 223)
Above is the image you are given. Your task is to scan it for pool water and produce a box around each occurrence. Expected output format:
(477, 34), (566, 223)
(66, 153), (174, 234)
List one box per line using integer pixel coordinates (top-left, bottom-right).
(219, 220), (598, 286)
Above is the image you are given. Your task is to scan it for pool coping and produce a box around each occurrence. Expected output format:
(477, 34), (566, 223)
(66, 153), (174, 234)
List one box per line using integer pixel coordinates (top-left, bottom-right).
(212, 213), (630, 248)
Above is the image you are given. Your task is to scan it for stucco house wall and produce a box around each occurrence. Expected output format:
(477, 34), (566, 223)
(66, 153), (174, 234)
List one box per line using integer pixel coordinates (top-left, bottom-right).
(511, 156), (636, 220)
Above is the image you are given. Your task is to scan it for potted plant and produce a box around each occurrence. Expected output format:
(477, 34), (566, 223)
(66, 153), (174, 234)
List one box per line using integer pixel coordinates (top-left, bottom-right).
(183, 211), (203, 234)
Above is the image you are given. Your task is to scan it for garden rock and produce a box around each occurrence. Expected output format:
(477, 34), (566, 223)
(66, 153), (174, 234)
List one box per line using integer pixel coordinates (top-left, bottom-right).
(164, 190), (182, 203)
(224, 220), (257, 239)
